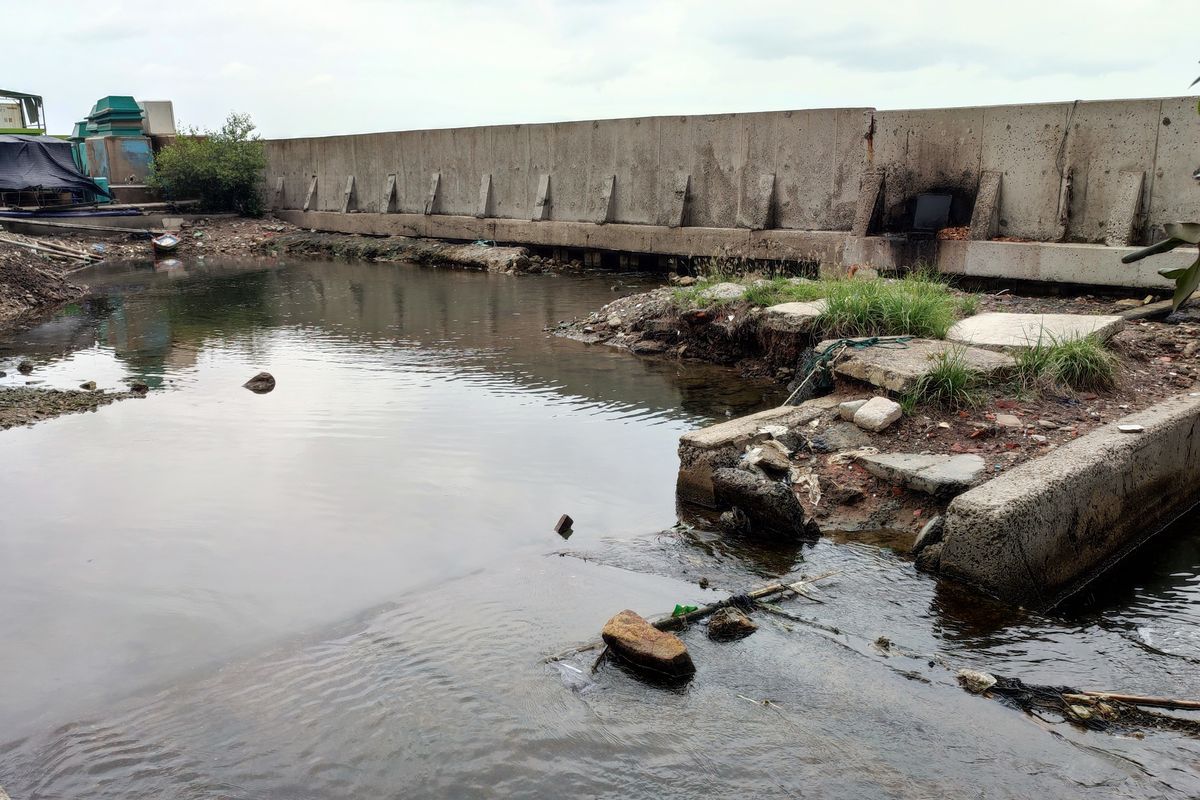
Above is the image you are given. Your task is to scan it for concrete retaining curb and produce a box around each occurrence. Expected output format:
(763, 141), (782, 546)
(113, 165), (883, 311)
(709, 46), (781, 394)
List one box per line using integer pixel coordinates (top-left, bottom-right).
(939, 392), (1200, 607)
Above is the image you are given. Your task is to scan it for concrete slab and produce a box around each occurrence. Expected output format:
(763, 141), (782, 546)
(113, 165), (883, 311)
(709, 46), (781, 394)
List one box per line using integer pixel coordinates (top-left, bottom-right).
(762, 300), (827, 333)
(816, 338), (1014, 394)
(947, 312), (1124, 350)
(859, 452), (986, 497)
(939, 392), (1200, 606)
(699, 282), (746, 303)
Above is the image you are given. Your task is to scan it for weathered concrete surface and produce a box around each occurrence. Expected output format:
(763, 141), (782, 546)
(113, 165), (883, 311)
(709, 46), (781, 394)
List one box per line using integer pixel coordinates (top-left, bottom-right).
(274, 210), (848, 263)
(602, 610), (695, 676)
(267, 97), (1199, 250)
(762, 300), (827, 333)
(947, 312), (1124, 350)
(818, 338), (1015, 393)
(711, 467), (819, 540)
(858, 453), (986, 497)
(677, 398), (840, 505)
(935, 238), (1195, 290)
(939, 393), (1200, 606)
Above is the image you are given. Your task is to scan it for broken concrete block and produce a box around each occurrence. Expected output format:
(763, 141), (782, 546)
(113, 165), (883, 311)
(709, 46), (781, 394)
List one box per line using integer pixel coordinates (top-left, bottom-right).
(947, 313), (1124, 351)
(858, 452), (986, 497)
(707, 607), (758, 640)
(762, 300), (827, 333)
(744, 439), (792, 474)
(818, 338), (1014, 394)
(852, 396), (903, 432)
(838, 399), (868, 421)
(602, 610), (695, 677)
(699, 282), (746, 303)
(711, 467), (818, 540)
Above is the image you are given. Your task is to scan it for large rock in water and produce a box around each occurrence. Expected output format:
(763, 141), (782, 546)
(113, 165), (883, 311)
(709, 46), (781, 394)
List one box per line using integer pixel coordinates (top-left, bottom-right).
(711, 467), (819, 540)
(601, 610), (695, 677)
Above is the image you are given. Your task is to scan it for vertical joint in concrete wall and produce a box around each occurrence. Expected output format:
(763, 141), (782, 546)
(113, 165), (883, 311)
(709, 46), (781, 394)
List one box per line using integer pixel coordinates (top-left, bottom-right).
(851, 167), (885, 237)
(476, 173), (493, 219)
(532, 173), (551, 222)
(597, 175), (616, 224)
(341, 175), (357, 214)
(737, 173), (776, 231)
(273, 177), (284, 209)
(424, 172), (441, 215)
(968, 171), (1003, 241)
(303, 174), (318, 212)
(382, 173), (398, 214)
(1054, 166), (1073, 242)
(667, 173), (691, 228)
(1105, 170), (1146, 247)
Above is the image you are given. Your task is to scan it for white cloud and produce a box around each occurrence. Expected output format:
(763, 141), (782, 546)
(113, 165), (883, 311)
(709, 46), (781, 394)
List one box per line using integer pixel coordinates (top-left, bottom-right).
(5, 0), (1196, 137)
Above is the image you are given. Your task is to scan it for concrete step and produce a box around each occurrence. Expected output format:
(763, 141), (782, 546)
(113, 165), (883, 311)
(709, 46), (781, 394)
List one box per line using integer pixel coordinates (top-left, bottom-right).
(947, 312), (1124, 350)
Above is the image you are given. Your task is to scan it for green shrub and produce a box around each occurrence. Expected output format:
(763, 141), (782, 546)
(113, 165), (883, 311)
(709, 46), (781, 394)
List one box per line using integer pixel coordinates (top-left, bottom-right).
(1014, 334), (1117, 391)
(150, 112), (267, 216)
(902, 347), (983, 411)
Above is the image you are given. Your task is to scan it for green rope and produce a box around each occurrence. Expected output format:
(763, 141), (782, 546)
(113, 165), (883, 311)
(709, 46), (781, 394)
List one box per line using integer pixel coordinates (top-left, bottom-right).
(784, 336), (914, 406)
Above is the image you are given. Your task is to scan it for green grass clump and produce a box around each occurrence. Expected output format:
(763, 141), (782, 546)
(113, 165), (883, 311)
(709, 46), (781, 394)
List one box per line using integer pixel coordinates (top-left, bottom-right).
(817, 276), (958, 339)
(740, 277), (825, 307)
(1015, 334), (1117, 391)
(902, 347), (983, 412)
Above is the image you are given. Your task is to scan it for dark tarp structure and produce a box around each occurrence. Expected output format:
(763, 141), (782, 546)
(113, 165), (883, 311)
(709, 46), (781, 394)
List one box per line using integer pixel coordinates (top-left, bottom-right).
(0, 134), (112, 199)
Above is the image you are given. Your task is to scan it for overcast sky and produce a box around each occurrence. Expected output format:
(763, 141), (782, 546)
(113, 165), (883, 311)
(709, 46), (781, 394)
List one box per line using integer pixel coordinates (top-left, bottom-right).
(7, 0), (1197, 139)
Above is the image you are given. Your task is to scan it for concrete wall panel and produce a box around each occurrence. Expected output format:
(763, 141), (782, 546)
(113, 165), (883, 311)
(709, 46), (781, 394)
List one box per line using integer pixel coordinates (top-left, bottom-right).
(263, 97), (1197, 249)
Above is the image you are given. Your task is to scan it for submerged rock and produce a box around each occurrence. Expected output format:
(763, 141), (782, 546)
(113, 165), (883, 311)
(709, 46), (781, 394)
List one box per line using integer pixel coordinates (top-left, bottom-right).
(79, 381), (97, 391)
(17, 361), (33, 375)
(601, 610), (695, 677)
(711, 467), (819, 540)
(243, 372), (276, 394)
(707, 608), (758, 640)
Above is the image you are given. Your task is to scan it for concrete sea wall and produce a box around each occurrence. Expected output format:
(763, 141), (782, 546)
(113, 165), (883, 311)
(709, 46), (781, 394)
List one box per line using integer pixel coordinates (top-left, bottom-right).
(264, 96), (1199, 287)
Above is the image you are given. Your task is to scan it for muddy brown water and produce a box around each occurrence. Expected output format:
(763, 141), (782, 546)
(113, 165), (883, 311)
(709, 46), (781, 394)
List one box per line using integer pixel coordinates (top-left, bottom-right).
(1, 257), (1199, 798)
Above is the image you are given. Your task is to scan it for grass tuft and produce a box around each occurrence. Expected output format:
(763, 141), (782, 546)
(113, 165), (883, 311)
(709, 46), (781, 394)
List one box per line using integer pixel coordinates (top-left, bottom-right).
(1014, 333), (1117, 391)
(817, 276), (958, 339)
(902, 347), (983, 412)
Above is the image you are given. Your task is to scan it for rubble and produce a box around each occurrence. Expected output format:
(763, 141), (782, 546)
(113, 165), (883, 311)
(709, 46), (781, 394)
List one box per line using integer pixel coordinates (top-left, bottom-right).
(821, 338), (1015, 394)
(711, 467), (819, 540)
(948, 312), (1125, 350)
(856, 453), (986, 497)
(707, 608), (758, 640)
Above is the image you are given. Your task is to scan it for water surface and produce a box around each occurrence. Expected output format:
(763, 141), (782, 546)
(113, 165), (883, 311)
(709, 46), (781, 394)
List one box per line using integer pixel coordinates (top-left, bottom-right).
(2, 257), (1199, 798)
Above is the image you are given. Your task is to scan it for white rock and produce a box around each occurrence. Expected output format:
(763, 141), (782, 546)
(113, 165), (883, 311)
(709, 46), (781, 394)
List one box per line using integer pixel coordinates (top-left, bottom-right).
(853, 397), (903, 432)
(995, 413), (1022, 429)
(838, 399), (868, 421)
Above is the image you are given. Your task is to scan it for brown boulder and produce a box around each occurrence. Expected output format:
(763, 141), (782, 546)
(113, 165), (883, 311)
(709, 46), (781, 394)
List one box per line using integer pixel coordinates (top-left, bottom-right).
(601, 610), (695, 677)
(243, 371), (276, 394)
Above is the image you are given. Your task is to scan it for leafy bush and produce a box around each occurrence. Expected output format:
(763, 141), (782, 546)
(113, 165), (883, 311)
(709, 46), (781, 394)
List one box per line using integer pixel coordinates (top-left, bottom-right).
(150, 112), (267, 216)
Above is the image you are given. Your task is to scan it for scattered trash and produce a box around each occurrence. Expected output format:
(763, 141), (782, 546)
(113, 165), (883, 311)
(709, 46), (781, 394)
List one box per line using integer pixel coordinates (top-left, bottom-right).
(1118, 424), (1145, 433)
(90, 243), (107, 254)
(671, 604), (699, 617)
(957, 668), (998, 694)
(242, 371), (276, 394)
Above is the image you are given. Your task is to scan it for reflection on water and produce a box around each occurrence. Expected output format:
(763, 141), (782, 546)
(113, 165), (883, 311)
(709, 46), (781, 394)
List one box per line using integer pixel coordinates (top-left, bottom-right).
(1, 258), (1199, 798)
